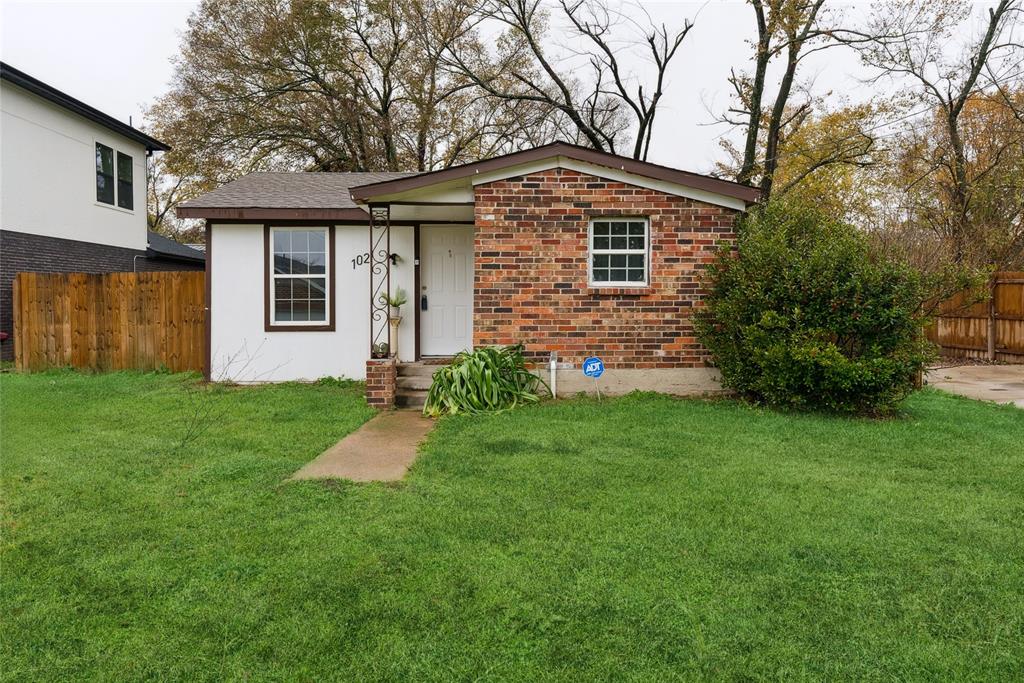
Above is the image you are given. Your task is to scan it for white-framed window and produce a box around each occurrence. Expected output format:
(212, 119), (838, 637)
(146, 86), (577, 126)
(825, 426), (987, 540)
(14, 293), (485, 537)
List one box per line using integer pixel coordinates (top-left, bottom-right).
(270, 226), (330, 325)
(589, 217), (649, 286)
(95, 143), (133, 210)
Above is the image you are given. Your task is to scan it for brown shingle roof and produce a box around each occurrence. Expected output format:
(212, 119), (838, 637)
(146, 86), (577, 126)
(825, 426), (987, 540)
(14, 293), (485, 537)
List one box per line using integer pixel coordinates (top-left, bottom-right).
(179, 172), (413, 210)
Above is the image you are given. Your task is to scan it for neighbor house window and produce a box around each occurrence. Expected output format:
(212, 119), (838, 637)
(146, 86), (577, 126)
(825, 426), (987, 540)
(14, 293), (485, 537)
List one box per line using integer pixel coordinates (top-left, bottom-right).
(116, 152), (133, 210)
(268, 227), (332, 327)
(590, 218), (648, 285)
(95, 143), (114, 205)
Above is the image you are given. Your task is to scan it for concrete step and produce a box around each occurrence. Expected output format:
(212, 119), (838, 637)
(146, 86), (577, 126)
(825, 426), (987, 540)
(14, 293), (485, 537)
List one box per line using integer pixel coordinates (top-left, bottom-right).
(397, 375), (433, 391)
(397, 363), (445, 377)
(395, 391), (427, 409)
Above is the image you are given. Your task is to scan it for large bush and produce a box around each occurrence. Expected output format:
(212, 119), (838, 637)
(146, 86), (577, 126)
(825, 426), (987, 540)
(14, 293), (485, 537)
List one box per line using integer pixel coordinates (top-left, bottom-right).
(695, 200), (935, 414)
(424, 345), (549, 417)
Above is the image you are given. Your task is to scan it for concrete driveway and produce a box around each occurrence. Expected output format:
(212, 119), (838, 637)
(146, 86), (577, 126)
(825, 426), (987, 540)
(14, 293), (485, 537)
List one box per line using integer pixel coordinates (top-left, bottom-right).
(925, 365), (1024, 408)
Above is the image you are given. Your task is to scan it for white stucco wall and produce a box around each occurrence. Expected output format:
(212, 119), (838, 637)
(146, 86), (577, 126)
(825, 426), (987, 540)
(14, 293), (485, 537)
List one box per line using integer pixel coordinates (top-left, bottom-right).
(0, 81), (148, 249)
(210, 222), (417, 382)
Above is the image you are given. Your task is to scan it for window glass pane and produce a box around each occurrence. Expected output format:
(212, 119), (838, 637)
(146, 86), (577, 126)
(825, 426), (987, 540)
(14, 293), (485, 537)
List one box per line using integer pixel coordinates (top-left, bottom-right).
(593, 268), (610, 282)
(628, 222), (645, 235)
(292, 278), (310, 300)
(96, 144), (113, 175)
(117, 152), (133, 182)
(274, 301), (292, 321)
(610, 235), (627, 249)
(628, 236), (644, 249)
(610, 268), (627, 281)
(274, 279), (292, 299)
(593, 222), (610, 236)
(292, 231), (309, 253)
(308, 252), (325, 274)
(628, 254), (644, 268)
(117, 180), (133, 210)
(116, 153), (133, 210)
(309, 299), (326, 320)
(627, 269), (645, 282)
(96, 174), (114, 205)
(308, 277), (327, 300)
(593, 235), (609, 250)
(274, 253), (292, 274)
(95, 143), (114, 205)
(593, 254), (609, 268)
(611, 222), (628, 235)
(290, 253), (310, 275)
(610, 254), (627, 268)
(274, 231), (290, 254)
(308, 230), (325, 252)
(292, 300), (310, 322)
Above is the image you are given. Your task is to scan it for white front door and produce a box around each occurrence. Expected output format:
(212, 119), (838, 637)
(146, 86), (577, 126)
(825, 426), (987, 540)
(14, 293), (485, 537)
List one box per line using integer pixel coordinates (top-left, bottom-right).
(420, 225), (474, 356)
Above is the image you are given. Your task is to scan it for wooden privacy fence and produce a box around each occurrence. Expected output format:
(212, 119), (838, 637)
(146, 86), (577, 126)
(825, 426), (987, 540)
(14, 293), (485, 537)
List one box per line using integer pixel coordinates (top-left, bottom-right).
(926, 271), (1024, 363)
(13, 271), (205, 372)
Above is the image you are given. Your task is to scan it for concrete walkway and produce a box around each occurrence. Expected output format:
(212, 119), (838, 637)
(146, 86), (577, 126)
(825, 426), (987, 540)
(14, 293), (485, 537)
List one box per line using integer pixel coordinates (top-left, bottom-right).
(291, 410), (434, 482)
(926, 365), (1024, 408)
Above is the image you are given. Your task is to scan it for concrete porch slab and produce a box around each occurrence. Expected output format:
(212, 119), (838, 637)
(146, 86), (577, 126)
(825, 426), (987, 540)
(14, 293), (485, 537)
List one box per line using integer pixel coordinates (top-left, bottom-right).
(291, 410), (434, 482)
(925, 365), (1024, 408)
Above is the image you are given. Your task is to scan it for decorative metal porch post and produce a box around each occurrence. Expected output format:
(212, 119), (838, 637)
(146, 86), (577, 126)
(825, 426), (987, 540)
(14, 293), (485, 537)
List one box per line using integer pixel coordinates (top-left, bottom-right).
(369, 204), (391, 357)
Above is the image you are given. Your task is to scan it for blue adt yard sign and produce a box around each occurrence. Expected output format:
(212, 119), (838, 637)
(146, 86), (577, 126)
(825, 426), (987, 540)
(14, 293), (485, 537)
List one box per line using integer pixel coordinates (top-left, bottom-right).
(583, 356), (605, 378)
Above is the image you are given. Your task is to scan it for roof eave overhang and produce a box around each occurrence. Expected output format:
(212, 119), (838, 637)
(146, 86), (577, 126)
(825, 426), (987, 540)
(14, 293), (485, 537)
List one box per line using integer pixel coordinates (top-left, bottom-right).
(350, 142), (761, 208)
(175, 206), (371, 221)
(146, 247), (204, 264)
(1, 62), (171, 153)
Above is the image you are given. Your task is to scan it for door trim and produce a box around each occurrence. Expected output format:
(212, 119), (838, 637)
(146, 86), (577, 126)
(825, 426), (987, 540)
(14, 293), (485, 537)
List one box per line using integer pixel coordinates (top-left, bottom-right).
(418, 224), (474, 357)
(414, 223), (421, 361)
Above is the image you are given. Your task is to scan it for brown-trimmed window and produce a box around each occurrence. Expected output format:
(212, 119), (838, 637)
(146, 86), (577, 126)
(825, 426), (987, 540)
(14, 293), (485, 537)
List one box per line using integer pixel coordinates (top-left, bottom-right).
(266, 226), (335, 330)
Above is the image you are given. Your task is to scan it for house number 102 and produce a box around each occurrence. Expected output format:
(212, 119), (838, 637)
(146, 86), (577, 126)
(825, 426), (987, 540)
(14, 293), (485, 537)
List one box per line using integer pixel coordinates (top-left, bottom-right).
(351, 252), (369, 269)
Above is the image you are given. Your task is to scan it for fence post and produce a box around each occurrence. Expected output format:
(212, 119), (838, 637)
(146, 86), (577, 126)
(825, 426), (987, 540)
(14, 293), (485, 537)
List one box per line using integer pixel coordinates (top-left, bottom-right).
(987, 277), (997, 361)
(12, 274), (21, 371)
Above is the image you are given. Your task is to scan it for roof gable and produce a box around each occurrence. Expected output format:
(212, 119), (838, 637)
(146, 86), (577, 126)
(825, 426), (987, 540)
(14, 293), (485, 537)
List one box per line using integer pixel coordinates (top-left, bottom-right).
(349, 142), (759, 209)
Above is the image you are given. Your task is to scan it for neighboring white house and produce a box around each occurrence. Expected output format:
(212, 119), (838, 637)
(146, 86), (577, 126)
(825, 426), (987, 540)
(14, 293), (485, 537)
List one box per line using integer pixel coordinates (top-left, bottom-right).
(0, 62), (204, 360)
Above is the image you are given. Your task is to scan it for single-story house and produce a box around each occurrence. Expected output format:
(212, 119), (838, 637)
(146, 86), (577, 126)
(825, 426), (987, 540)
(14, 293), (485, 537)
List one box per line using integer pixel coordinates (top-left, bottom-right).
(177, 143), (759, 407)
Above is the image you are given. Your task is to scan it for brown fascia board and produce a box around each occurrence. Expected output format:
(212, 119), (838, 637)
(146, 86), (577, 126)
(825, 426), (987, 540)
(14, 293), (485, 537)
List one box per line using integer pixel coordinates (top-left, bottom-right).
(175, 206), (371, 221)
(349, 141), (761, 204)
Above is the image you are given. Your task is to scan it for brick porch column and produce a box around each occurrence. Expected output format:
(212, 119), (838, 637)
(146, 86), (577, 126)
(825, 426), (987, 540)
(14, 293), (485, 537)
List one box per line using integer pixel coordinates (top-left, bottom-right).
(366, 358), (397, 409)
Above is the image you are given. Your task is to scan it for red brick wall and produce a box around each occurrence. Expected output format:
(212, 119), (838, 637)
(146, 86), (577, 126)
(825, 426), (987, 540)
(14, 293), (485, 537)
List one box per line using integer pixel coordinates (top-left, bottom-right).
(473, 168), (740, 368)
(365, 358), (397, 408)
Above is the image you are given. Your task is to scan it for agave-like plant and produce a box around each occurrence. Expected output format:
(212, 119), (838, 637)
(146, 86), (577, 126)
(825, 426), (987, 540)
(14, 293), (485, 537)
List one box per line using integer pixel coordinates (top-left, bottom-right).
(423, 344), (549, 416)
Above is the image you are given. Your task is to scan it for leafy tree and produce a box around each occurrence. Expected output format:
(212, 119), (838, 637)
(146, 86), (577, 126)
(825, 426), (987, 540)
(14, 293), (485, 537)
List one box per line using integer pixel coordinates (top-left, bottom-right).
(856, 0), (1023, 267)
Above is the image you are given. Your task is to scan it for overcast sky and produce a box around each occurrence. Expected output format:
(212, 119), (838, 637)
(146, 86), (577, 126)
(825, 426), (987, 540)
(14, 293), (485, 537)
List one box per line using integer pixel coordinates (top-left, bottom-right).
(1, 0), (914, 173)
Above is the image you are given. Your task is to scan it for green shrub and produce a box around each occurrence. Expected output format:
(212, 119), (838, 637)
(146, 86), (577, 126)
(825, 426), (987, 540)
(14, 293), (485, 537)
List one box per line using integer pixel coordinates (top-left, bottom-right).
(695, 199), (935, 414)
(424, 345), (549, 417)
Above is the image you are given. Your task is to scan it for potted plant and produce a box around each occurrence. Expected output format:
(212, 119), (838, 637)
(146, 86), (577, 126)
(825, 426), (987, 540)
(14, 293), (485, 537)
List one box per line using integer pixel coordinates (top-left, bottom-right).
(371, 341), (390, 359)
(380, 287), (408, 358)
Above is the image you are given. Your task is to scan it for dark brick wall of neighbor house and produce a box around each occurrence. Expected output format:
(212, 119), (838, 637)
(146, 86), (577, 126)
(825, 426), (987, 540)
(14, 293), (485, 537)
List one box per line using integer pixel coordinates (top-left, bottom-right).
(0, 230), (203, 361)
(473, 168), (741, 368)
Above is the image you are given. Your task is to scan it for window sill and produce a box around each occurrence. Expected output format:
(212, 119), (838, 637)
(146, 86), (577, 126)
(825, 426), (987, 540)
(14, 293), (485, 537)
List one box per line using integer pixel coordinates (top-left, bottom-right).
(94, 201), (135, 215)
(264, 323), (335, 332)
(587, 286), (652, 296)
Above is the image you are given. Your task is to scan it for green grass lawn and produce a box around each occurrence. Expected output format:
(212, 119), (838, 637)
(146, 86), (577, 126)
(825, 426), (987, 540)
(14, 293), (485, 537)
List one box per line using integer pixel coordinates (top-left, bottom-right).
(2, 371), (1022, 681)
